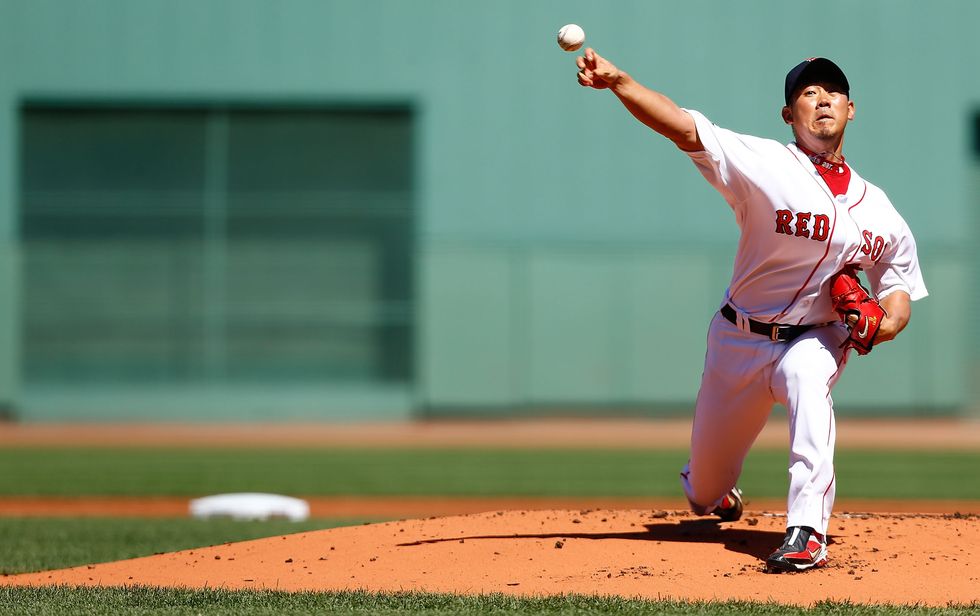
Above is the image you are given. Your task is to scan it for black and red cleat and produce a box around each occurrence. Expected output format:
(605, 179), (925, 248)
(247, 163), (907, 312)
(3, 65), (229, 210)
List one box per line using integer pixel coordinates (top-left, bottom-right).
(713, 487), (743, 522)
(765, 526), (828, 573)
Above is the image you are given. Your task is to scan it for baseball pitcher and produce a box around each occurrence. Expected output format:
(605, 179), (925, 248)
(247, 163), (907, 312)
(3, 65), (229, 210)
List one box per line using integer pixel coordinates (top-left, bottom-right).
(575, 51), (927, 572)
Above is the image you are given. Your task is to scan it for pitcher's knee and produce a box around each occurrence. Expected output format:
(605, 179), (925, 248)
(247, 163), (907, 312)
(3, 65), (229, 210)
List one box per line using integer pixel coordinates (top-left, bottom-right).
(680, 465), (730, 514)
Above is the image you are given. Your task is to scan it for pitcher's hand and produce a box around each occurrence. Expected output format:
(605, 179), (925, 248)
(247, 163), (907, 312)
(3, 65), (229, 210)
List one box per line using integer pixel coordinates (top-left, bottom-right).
(576, 48), (622, 90)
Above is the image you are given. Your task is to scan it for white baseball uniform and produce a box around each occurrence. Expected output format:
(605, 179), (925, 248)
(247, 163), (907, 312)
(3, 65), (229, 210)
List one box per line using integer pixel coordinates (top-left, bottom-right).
(677, 109), (927, 535)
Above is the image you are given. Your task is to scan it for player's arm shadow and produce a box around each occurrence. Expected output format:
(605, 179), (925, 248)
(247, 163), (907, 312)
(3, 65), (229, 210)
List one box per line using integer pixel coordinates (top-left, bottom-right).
(398, 519), (784, 561)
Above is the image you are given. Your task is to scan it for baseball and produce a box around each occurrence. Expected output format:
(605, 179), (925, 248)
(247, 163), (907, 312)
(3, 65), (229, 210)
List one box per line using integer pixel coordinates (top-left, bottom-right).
(557, 24), (585, 52)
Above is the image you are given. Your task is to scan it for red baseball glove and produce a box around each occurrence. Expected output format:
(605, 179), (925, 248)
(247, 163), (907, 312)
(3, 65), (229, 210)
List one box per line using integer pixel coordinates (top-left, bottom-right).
(829, 267), (886, 355)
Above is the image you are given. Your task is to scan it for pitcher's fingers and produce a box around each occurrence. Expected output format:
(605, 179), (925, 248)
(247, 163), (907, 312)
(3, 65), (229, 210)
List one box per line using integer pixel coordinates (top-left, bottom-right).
(576, 55), (587, 70)
(577, 71), (593, 87)
(583, 48), (596, 69)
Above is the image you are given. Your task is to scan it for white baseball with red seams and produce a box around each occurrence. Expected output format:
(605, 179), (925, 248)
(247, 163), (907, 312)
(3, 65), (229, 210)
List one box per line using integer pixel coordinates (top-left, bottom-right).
(677, 109), (927, 535)
(557, 24), (585, 52)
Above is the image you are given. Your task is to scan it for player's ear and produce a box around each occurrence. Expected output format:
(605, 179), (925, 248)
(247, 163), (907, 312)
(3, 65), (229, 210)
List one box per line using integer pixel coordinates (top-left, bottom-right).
(847, 100), (855, 121)
(781, 106), (793, 125)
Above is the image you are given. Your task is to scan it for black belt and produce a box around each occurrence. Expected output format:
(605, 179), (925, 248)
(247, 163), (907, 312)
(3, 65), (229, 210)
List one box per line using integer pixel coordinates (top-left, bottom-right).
(720, 304), (813, 342)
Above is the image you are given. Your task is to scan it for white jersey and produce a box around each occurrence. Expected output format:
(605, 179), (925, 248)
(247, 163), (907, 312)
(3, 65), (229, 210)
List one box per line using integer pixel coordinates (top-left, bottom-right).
(683, 109), (927, 325)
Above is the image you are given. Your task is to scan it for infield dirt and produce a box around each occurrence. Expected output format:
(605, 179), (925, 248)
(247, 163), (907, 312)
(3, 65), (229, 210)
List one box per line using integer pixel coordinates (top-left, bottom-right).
(2, 508), (978, 607)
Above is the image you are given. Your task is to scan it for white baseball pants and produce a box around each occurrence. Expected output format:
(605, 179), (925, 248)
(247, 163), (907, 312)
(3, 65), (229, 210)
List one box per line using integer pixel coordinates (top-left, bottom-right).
(679, 311), (850, 535)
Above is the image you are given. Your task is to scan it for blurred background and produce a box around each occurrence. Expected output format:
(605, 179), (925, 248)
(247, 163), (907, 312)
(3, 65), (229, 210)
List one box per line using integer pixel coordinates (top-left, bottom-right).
(0, 0), (976, 422)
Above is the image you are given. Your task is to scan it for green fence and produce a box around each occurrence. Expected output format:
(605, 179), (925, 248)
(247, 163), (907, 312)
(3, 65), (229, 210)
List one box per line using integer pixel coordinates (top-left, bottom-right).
(0, 0), (976, 419)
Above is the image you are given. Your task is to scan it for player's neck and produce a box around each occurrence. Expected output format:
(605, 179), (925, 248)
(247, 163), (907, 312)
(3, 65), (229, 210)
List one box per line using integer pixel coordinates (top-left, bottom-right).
(796, 140), (851, 196)
(793, 130), (844, 162)
(795, 141), (846, 168)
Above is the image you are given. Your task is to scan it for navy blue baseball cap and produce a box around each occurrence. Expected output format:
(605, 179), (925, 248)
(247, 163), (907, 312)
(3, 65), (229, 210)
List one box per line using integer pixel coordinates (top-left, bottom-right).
(784, 57), (850, 105)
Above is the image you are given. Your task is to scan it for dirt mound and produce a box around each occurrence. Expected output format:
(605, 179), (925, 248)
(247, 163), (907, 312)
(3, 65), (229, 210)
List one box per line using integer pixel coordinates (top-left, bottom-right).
(2, 509), (977, 607)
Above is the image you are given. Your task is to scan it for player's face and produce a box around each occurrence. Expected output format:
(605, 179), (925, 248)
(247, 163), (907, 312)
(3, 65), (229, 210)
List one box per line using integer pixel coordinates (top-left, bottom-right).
(782, 81), (855, 148)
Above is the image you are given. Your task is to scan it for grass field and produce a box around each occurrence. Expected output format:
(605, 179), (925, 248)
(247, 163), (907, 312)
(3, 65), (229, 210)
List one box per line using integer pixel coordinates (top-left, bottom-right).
(0, 518), (353, 575)
(1, 445), (978, 614)
(1, 447), (977, 499)
(2, 586), (978, 616)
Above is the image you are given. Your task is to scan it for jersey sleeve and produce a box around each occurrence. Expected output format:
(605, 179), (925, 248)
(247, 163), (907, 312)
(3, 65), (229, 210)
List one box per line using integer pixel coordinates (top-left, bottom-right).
(682, 109), (762, 211)
(865, 219), (928, 302)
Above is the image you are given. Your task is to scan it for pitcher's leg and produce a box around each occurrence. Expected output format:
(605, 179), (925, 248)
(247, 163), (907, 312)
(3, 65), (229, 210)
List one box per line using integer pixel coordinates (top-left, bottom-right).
(771, 325), (848, 535)
(681, 377), (773, 513)
(681, 315), (777, 513)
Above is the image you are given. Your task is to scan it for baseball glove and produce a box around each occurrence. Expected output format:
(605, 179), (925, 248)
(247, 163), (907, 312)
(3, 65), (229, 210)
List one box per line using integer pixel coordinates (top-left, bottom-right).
(829, 266), (886, 355)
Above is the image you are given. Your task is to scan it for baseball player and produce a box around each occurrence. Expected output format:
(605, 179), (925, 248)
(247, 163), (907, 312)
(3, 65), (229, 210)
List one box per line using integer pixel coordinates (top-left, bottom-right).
(575, 51), (927, 572)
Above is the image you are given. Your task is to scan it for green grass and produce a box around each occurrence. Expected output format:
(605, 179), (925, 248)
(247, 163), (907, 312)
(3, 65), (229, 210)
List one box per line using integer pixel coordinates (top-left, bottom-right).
(0, 517), (368, 575)
(0, 447), (977, 499)
(0, 587), (976, 616)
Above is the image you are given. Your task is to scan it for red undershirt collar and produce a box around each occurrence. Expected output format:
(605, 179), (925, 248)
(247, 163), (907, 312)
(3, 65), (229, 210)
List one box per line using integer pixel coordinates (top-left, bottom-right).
(796, 142), (851, 196)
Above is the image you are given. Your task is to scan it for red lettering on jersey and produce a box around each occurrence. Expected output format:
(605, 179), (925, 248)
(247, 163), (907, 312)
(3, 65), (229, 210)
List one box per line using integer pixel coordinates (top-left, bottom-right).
(871, 236), (885, 261)
(774, 210), (831, 243)
(794, 212), (812, 238)
(859, 230), (887, 262)
(775, 210), (793, 235)
(812, 214), (830, 241)
(861, 230), (873, 254)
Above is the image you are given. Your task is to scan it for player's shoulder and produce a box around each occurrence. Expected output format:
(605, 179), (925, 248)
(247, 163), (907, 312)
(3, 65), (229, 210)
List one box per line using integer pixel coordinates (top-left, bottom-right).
(685, 109), (785, 154)
(739, 131), (786, 153)
(850, 169), (912, 227)
(851, 169), (894, 207)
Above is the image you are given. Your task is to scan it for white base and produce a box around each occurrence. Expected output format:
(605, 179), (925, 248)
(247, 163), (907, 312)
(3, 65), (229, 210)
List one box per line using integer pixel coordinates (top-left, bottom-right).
(189, 492), (310, 521)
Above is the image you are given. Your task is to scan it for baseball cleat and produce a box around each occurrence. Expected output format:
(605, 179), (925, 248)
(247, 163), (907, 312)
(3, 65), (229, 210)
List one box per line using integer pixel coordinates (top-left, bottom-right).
(765, 526), (828, 573)
(713, 487), (743, 522)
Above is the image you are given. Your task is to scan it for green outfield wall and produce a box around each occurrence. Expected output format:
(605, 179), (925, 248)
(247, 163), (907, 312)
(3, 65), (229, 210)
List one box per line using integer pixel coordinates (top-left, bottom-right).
(0, 0), (976, 420)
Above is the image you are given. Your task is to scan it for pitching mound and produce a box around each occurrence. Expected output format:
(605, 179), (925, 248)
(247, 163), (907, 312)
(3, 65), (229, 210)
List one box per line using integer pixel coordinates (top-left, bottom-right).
(2, 509), (977, 607)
